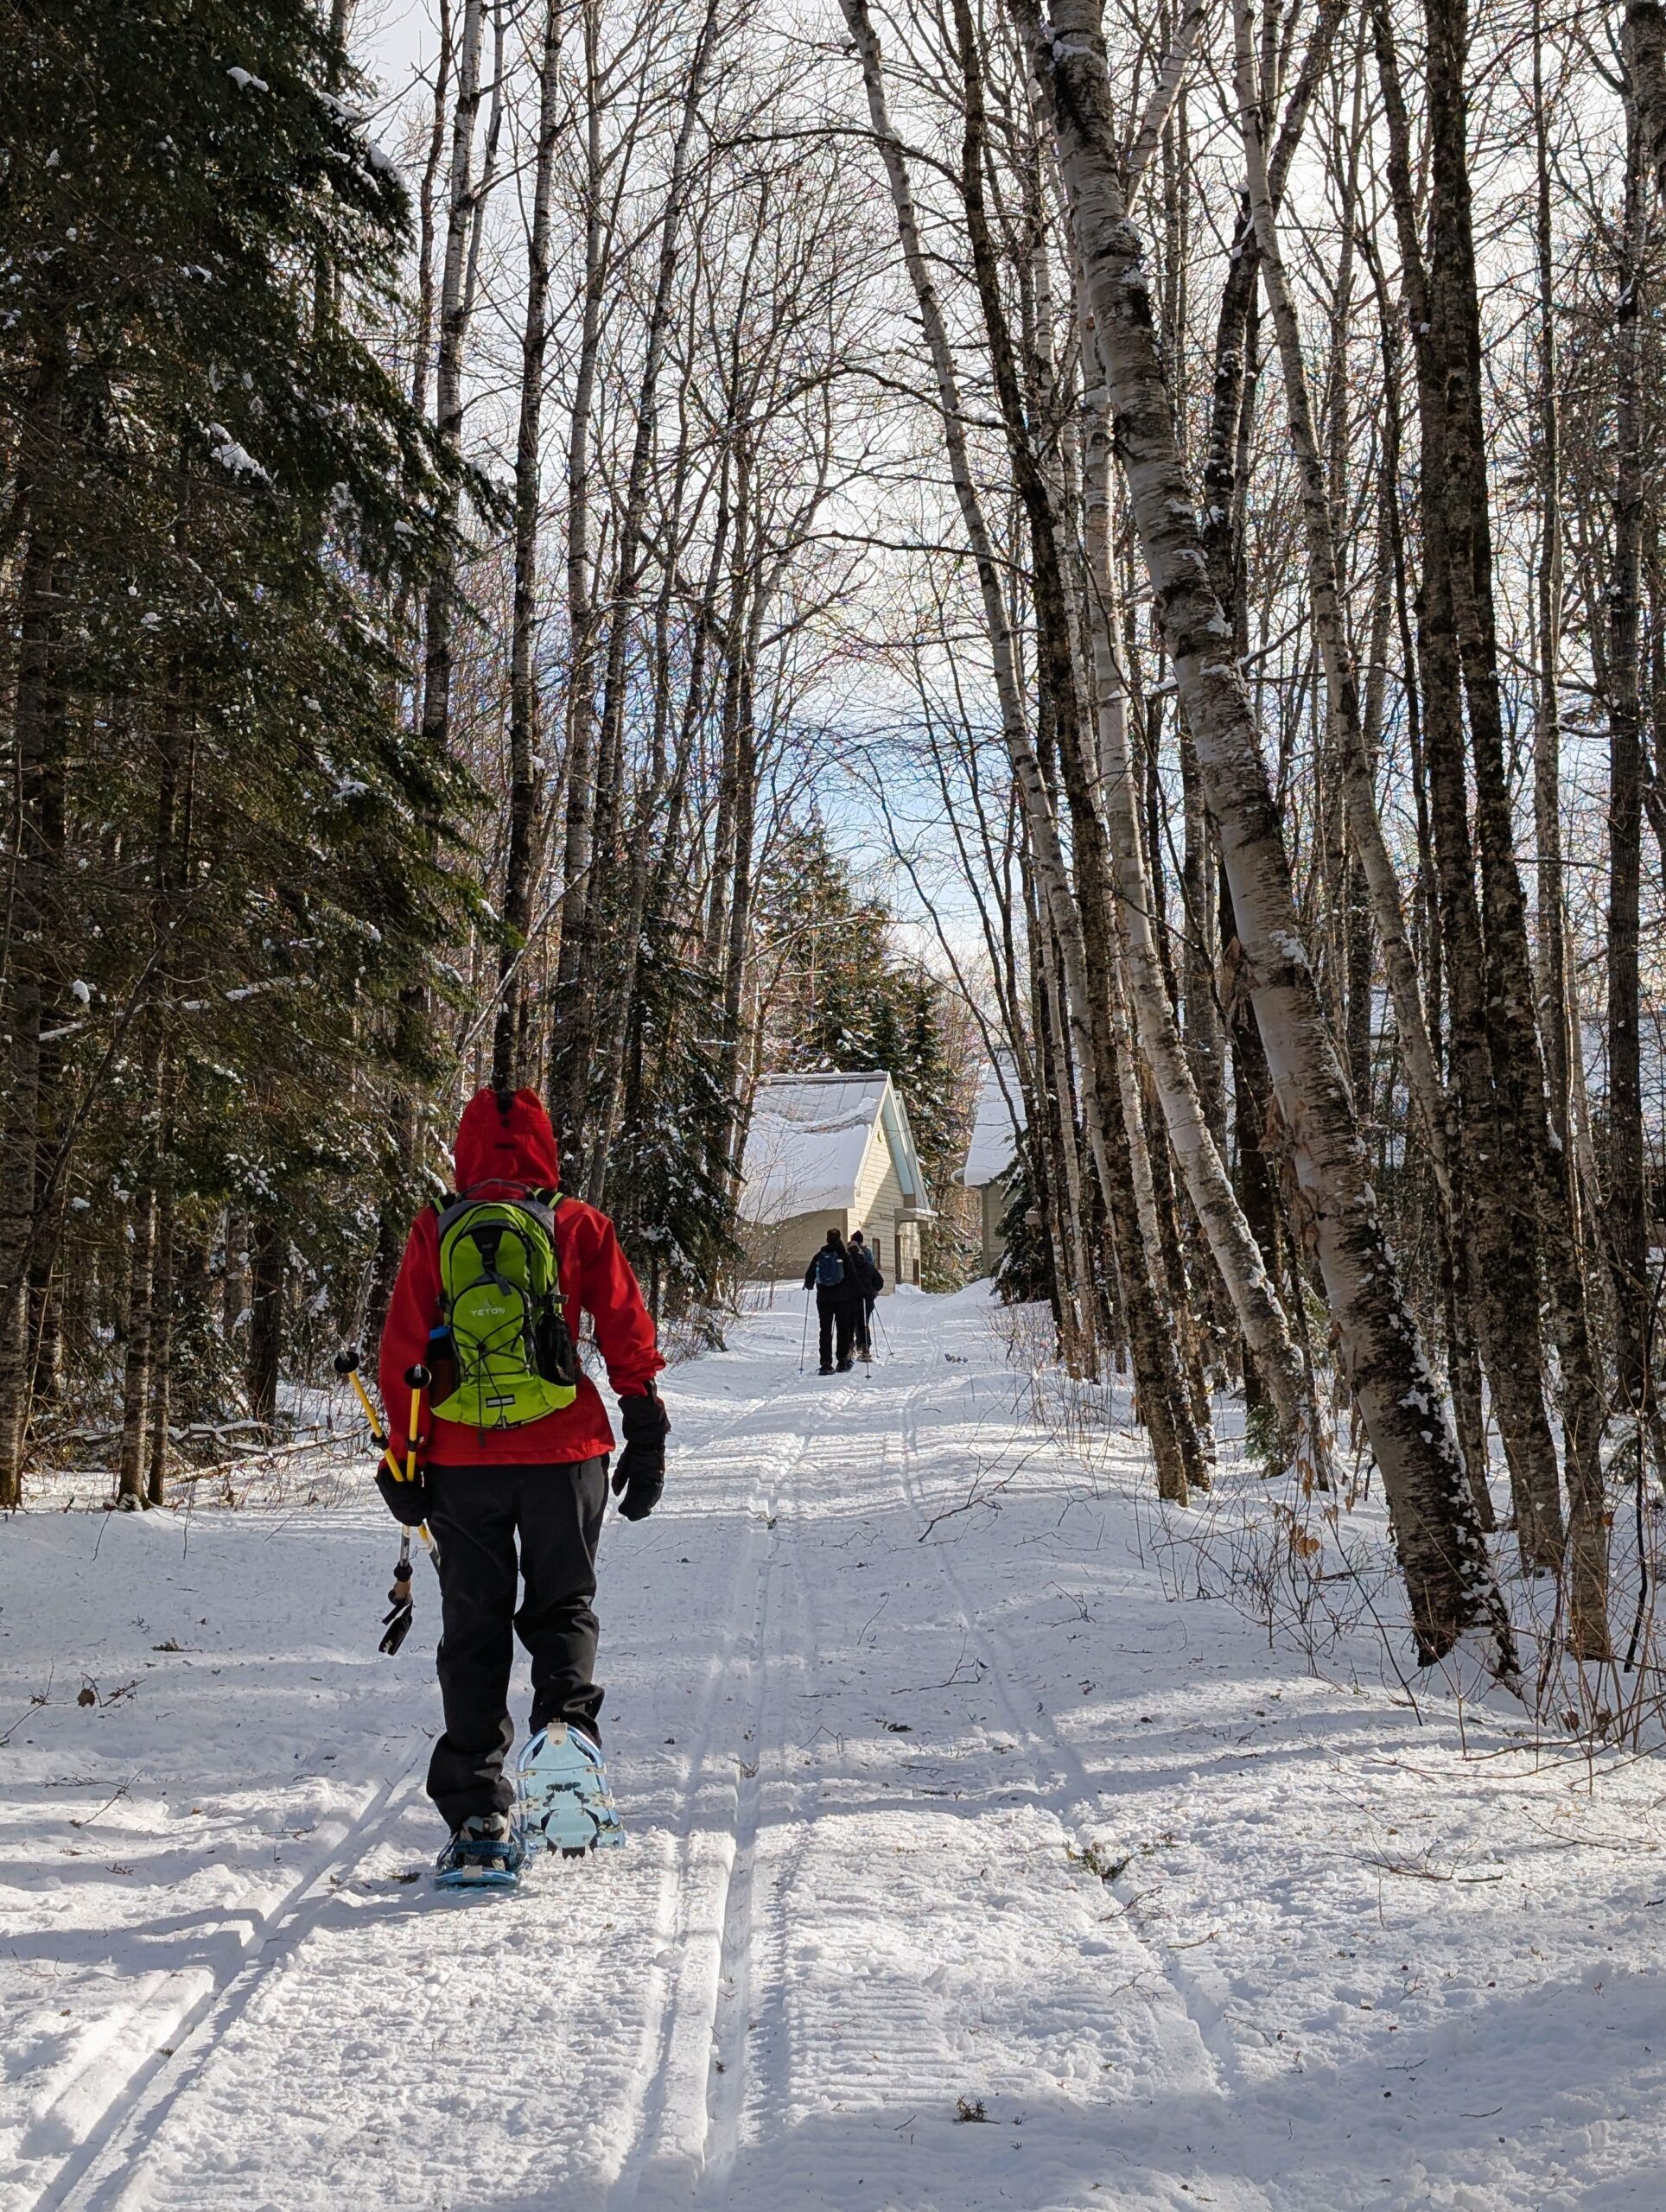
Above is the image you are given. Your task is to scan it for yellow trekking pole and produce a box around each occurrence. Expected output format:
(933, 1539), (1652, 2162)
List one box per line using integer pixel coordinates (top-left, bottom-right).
(335, 1348), (437, 1656)
(404, 1361), (428, 1486)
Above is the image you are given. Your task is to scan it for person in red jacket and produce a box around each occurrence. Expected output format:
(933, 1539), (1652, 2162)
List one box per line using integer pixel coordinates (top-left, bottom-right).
(378, 1084), (667, 1852)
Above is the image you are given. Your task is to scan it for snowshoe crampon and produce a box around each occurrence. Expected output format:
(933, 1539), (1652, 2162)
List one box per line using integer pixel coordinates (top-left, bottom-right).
(517, 1723), (626, 1856)
(436, 1813), (525, 1891)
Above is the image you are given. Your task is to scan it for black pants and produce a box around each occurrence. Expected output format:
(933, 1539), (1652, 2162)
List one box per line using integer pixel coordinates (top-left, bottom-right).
(817, 1291), (858, 1369)
(424, 1458), (607, 1827)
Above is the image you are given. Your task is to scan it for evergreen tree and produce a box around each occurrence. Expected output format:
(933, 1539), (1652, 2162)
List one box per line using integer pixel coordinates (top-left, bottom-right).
(0, 0), (485, 1492)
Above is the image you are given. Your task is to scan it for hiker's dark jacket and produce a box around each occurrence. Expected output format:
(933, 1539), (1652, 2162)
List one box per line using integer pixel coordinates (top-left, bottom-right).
(804, 1249), (862, 1309)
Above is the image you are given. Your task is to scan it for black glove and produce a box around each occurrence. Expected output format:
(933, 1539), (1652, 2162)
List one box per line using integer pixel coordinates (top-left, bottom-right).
(611, 1390), (669, 1522)
(375, 1465), (433, 1528)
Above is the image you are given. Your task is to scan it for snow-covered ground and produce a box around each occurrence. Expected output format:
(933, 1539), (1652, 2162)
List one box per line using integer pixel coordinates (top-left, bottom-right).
(3, 1286), (1663, 2212)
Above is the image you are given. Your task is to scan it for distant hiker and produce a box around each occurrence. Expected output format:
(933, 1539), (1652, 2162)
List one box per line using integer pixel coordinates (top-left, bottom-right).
(848, 1230), (883, 1357)
(804, 1227), (862, 1374)
(378, 1084), (668, 1885)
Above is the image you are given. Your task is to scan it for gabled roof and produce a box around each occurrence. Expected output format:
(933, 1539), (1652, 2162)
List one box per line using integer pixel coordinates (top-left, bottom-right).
(962, 1058), (1026, 1185)
(739, 1070), (932, 1224)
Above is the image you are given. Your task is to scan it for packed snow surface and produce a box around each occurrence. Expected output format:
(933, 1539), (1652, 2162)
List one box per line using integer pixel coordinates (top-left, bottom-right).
(3, 1287), (1662, 2210)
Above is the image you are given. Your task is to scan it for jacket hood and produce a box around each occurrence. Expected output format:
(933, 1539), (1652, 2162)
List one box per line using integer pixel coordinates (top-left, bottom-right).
(453, 1086), (562, 1195)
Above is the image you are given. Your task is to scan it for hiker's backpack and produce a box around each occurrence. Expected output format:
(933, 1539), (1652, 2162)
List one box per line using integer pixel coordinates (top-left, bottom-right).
(813, 1249), (845, 1289)
(428, 1188), (581, 1431)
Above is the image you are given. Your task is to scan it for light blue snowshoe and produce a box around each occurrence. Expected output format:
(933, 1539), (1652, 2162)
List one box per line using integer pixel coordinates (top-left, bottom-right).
(436, 1811), (525, 1891)
(517, 1723), (626, 1857)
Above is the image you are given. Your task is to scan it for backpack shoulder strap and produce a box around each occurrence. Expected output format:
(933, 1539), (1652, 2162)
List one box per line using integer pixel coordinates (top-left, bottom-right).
(513, 1190), (558, 1236)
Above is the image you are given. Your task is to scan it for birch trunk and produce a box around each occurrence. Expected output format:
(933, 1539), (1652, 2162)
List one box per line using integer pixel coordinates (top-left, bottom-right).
(1021, 0), (1509, 1665)
(1103, 946), (1204, 1503)
(951, 0), (1202, 1491)
(419, 0), (491, 758)
(843, 0), (1193, 1495)
(1199, 0), (1348, 626)
(493, 0), (563, 1090)
(1026, 896), (1082, 1353)
(1532, 0), (1572, 1153)
(1374, 0), (1570, 1576)
(410, 0), (453, 419)
(1123, 0), (1207, 200)
(1037, 907), (1096, 1370)
(1606, 83), (1648, 1428)
(550, 0), (607, 1107)
(1083, 407), (1313, 1448)
(1232, 0), (1450, 1208)
(1417, 0), (1609, 1653)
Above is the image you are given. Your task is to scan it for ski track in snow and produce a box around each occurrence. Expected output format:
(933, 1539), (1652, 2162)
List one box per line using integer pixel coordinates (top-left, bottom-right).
(32, 1755), (429, 2212)
(3, 1285), (1665, 2210)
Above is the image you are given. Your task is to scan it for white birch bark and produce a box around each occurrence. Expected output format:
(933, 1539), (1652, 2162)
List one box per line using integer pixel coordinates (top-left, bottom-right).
(1020, 0), (1510, 1663)
(837, 0), (1111, 1274)
(493, 0), (563, 1088)
(846, 0), (1198, 1488)
(1065, 19), (1314, 1448)
(1082, 407), (1313, 1447)
(1230, 0), (1452, 1207)
(420, 0), (491, 754)
(1123, 0), (1208, 213)
(554, 0), (607, 978)
(1036, 907), (1096, 1365)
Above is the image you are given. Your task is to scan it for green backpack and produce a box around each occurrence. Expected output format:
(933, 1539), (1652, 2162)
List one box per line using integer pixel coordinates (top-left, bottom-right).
(428, 1189), (581, 1432)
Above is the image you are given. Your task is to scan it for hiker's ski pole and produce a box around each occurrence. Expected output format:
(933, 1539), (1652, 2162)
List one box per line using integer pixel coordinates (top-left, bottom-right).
(799, 1288), (811, 1372)
(335, 1349), (436, 1658)
(404, 1361), (429, 1487)
(334, 1346), (403, 1482)
(336, 1346), (435, 1547)
(376, 1361), (432, 1654)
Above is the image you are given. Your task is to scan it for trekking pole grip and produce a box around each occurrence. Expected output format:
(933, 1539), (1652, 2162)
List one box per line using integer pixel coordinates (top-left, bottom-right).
(337, 1344), (391, 1460)
(404, 1364), (429, 1484)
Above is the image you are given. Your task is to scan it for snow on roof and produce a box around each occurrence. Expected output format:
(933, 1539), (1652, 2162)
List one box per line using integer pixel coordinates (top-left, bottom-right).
(740, 1072), (887, 1224)
(962, 1059), (1025, 1186)
(740, 1071), (931, 1224)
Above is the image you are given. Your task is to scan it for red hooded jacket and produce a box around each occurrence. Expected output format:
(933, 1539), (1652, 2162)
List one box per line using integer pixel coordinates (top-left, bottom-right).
(378, 1086), (664, 1467)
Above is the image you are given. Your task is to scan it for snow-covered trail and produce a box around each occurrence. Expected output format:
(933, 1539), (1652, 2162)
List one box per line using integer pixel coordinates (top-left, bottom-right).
(4, 1287), (1664, 2211)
